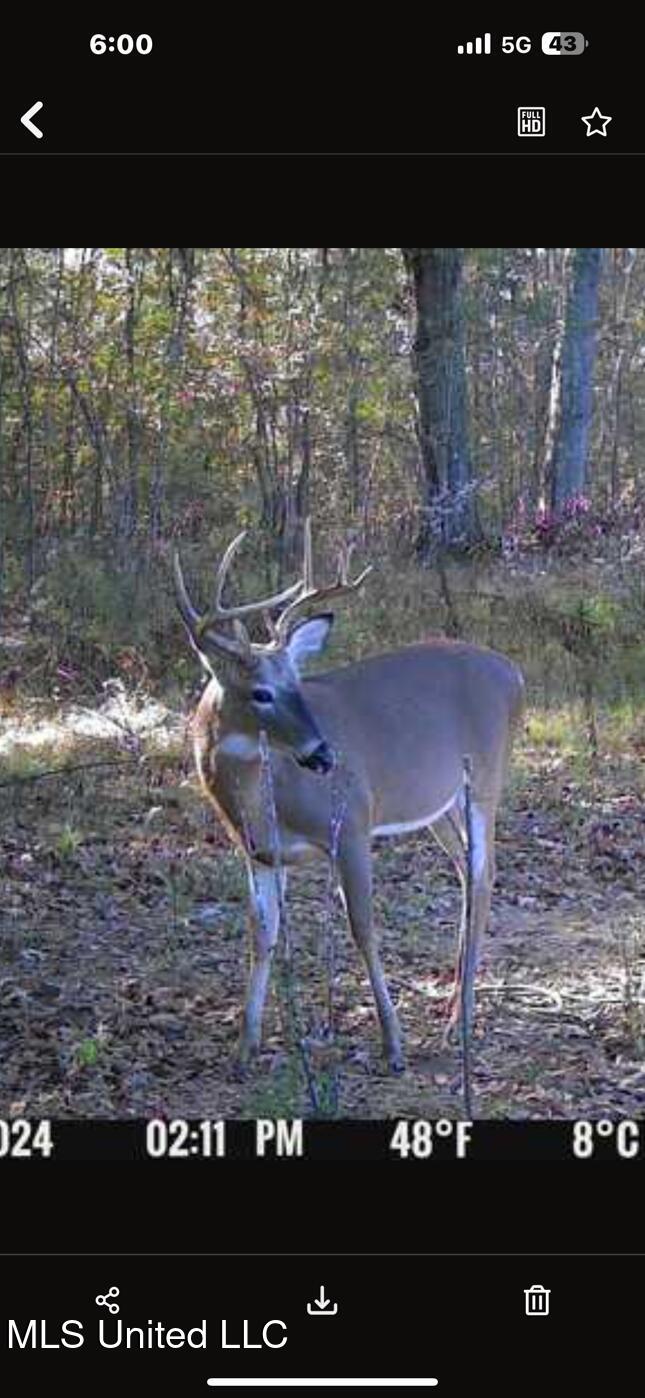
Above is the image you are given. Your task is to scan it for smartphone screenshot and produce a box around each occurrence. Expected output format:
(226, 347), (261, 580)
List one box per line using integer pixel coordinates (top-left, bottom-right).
(0, 19), (642, 1396)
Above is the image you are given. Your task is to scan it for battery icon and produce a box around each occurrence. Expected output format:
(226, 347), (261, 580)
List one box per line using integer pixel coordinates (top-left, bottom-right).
(542, 32), (587, 54)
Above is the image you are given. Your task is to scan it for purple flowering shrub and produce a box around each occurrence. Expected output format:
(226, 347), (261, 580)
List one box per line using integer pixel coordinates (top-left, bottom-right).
(502, 491), (642, 559)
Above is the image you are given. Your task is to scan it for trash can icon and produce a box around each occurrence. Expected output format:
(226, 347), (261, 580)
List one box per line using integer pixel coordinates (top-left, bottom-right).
(525, 1284), (550, 1316)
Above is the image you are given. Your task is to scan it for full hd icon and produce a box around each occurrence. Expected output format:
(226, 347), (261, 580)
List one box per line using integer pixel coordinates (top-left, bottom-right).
(517, 106), (546, 136)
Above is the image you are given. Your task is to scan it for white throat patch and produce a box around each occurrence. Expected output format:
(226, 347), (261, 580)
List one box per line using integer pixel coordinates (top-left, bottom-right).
(218, 732), (261, 760)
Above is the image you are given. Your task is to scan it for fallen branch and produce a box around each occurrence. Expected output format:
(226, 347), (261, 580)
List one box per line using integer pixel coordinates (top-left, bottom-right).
(0, 753), (169, 789)
(476, 982), (565, 1011)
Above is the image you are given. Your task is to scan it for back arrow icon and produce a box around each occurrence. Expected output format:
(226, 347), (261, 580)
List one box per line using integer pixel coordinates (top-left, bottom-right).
(21, 102), (44, 138)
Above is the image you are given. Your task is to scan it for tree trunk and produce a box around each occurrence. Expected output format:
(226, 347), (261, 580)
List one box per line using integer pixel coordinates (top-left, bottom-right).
(551, 248), (603, 511)
(343, 249), (362, 515)
(596, 247), (636, 507)
(122, 248), (145, 546)
(149, 248), (195, 542)
(9, 251), (37, 587)
(0, 272), (5, 614)
(540, 251), (569, 511)
(402, 248), (475, 554)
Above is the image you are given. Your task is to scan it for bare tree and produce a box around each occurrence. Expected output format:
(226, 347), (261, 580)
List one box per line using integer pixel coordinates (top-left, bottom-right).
(402, 247), (476, 552)
(550, 248), (603, 511)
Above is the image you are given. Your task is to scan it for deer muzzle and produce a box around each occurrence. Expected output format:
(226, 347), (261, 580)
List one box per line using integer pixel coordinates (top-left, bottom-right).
(296, 740), (335, 775)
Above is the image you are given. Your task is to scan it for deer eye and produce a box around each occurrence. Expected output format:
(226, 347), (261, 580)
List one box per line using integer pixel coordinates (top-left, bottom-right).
(251, 686), (275, 705)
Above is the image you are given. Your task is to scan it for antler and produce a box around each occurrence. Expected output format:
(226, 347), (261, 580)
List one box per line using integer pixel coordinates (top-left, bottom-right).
(173, 521), (372, 658)
(173, 532), (305, 662)
(211, 531), (304, 621)
(274, 518), (372, 641)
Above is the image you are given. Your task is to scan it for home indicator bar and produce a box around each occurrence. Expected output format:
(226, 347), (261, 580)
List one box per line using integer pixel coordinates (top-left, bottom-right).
(206, 1383), (439, 1390)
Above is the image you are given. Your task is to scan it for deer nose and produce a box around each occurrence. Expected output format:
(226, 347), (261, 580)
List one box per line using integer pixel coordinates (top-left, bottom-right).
(297, 740), (334, 774)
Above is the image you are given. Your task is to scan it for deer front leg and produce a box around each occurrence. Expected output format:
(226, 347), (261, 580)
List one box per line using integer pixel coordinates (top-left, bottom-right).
(239, 861), (286, 1063)
(338, 840), (404, 1074)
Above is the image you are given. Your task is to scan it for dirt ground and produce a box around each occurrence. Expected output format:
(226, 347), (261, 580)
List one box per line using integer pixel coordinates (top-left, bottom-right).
(1, 701), (644, 1122)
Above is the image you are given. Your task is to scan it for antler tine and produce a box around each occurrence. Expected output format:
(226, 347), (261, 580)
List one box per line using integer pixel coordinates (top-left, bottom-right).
(173, 549), (204, 636)
(303, 516), (314, 592)
(262, 609), (280, 642)
(337, 538), (355, 585)
(275, 525), (372, 640)
(210, 529), (305, 622)
(213, 530), (248, 613)
(336, 539), (372, 590)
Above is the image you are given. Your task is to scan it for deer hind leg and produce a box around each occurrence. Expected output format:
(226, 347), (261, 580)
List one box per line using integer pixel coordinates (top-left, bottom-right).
(239, 861), (287, 1062)
(431, 802), (495, 1040)
(337, 840), (404, 1073)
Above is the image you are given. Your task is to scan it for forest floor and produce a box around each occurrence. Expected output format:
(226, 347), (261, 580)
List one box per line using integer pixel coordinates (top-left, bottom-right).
(1, 690), (644, 1122)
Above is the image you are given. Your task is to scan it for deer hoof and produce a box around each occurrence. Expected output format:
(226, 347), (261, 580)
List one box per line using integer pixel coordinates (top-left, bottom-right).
(232, 1039), (260, 1078)
(388, 1051), (405, 1075)
(231, 1057), (251, 1082)
(442, 1019), (459, 1049)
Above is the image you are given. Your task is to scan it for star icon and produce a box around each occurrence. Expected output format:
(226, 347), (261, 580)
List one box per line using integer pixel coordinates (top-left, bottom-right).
(581, 106), (612, 136)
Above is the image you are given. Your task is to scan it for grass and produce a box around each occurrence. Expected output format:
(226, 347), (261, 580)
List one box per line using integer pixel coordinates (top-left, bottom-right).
(615, 924), (645, 1059)
(4, 535), (645, 714)
(525, 707), (582, 754)
(239, 1060), (305, 1118)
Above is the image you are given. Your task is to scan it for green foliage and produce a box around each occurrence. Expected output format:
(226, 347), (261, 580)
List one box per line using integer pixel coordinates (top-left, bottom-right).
(0, 247), (643, 568)
(240, 1061), (304, 1118)
(0, 244), (642, 765)
(74, 1038), (100, 1068)
(54, 823), (84, 860)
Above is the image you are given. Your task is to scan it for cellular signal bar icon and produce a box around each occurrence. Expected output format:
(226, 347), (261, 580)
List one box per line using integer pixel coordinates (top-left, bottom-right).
(457, 33), (491, 54)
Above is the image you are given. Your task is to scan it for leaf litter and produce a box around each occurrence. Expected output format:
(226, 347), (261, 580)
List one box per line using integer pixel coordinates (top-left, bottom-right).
(0, 699), (644, 1120)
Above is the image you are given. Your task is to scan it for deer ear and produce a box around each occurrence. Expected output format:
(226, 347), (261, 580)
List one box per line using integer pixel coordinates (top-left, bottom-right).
(286, 612), (334, 670)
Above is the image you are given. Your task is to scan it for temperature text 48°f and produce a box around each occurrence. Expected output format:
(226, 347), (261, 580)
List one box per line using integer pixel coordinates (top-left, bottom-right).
(390, 1120), (473, 1158)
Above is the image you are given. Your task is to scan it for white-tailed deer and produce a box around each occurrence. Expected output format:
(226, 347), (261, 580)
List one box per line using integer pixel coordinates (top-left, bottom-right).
(174, 523), (524, 1072)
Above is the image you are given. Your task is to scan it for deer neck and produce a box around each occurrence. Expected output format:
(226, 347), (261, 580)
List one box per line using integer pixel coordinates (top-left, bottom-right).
(194, 681), (276, 856)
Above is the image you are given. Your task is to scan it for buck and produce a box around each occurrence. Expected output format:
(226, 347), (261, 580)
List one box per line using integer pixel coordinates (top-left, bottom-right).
(174, 523), (524, 1073)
